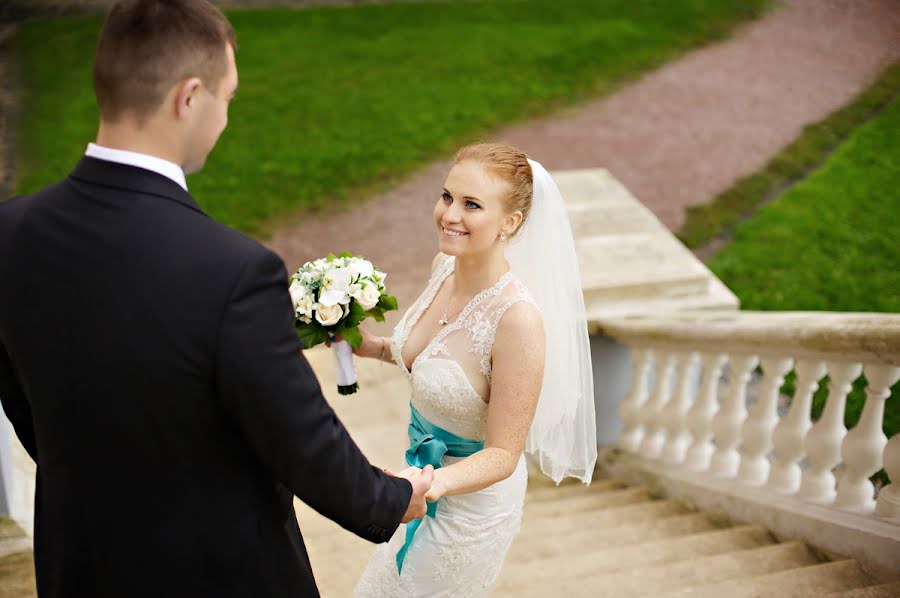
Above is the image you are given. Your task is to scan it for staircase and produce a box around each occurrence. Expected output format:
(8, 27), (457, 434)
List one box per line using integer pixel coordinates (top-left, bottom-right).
(297, 466), (897, 597)
(495, 476), (899, 598)
(291, 347), (899, 597)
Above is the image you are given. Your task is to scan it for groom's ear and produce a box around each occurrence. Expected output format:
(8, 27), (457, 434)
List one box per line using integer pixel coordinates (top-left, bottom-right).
(174, 77), (204, 120)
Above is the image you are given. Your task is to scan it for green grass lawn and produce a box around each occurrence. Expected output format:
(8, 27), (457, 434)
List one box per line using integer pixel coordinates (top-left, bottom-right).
(678, 61), (900, 249)
(709, 96), (900, 441)
(11, 0), (769, 235)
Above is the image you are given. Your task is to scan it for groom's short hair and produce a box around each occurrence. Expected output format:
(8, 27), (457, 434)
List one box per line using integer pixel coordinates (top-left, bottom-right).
(93, 0), (237, 123)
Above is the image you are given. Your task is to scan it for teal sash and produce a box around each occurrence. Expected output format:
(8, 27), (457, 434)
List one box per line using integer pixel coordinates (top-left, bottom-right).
(396, 403), (484, 573)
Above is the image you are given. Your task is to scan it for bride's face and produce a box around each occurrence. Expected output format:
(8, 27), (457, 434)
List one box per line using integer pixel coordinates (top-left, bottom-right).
(435, 160), (511, 257)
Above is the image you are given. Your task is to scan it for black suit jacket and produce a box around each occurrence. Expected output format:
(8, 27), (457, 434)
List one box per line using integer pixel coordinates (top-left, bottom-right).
(0, 157), (411, 597)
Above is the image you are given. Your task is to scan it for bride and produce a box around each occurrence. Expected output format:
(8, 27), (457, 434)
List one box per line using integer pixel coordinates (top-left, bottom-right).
(352, 143), (596, 597)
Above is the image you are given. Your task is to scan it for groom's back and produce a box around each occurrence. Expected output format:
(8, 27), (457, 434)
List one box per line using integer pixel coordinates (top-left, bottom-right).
(0, 163), (313, 597)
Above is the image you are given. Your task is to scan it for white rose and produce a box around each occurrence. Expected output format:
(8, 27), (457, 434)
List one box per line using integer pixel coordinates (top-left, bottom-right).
(315, 302), (343, 326)
(318, 267), (351, 306)
(347, 259), (374, 280)
(288, 280), (307, 309)
(357, 284), (381, 311)
(348, 283), (363, 301)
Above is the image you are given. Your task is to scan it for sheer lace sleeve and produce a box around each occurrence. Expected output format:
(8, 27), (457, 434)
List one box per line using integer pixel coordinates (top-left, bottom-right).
(468, 279), (539, 384)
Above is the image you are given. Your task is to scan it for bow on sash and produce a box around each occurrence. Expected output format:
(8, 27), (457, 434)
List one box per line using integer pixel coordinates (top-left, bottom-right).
(395, 404), (484, 573)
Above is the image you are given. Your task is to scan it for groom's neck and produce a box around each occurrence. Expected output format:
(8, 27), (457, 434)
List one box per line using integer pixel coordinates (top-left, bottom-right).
(96, 118), (184, 168)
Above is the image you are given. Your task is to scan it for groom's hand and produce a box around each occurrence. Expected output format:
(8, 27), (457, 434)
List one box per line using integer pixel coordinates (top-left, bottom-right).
(396, 464), (435, 523)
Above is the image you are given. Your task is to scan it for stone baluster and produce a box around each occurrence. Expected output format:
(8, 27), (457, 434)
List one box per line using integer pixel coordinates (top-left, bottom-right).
(875, 432), (900, 521)
(768, 360), (826, 494)
(639, 352), (677, 460)
(798, 362), (862, 504)
(684, 352), (727, 472)
(836, 365), (900, 512)
(661, 352), (700, 465)
(617, 348), (654, 453)
(710, 354), (759, 478)
(738, 356), (794, 485)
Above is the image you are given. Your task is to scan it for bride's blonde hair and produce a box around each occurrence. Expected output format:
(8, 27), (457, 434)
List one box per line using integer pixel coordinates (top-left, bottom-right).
(455, 143), (533, 237)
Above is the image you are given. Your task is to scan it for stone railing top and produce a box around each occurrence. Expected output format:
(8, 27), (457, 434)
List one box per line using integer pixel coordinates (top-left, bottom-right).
(597, 310), (900, 365)
(555, 168), (738, 320)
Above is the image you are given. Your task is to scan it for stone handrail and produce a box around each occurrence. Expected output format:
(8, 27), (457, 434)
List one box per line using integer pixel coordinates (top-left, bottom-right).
(598, 310), (900, 523)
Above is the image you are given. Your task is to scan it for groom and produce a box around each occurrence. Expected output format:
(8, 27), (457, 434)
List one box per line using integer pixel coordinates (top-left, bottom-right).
(0, 1), (431, 596)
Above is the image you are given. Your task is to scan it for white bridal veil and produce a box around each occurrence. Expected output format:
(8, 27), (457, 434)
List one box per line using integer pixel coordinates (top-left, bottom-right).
(506, 159), (597, 484)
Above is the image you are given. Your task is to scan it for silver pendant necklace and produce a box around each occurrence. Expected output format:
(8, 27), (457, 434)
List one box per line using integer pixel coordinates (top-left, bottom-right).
(438, 282), (463, 326)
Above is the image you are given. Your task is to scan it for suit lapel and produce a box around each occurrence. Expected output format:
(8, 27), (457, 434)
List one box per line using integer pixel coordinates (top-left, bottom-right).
(69, 156), (208, 217)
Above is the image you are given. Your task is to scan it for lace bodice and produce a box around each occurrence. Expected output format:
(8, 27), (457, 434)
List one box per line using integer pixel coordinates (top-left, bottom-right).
(390, 255), (538, 440)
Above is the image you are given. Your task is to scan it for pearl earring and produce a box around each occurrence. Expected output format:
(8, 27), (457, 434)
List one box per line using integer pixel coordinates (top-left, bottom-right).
(500, 232), (507, 242)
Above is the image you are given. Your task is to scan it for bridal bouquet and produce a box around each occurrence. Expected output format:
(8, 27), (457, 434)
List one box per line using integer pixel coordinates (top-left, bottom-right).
(289, 253), (397, 395)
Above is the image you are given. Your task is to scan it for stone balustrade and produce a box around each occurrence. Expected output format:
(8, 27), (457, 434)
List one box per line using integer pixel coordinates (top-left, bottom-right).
(599, 311), (900, 523)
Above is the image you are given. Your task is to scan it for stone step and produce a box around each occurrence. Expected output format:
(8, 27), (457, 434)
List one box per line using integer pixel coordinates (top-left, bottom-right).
(518, 499), (693, 538)
(496, 525), (775, 591)
(307, 539), (374, 597)
(0, 536), (31, 559)
(649, 560), (875, 598)
(824, 582), (900, 597)
(498, 541), (820, 597)
(522, 486), (652, 517)
(524, 478), (625, 502)
(508, 511), (732, 562)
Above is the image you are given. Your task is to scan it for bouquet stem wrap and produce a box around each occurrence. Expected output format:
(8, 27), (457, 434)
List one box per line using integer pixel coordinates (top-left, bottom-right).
(332, 339), (359, 395)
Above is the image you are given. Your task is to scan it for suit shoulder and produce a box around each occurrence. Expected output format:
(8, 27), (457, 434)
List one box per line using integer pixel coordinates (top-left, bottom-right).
(0, 181), (67, 228)
(192, 216), (286, 272)
(0, 195), (27, 220)
(0, 180), (66, 211)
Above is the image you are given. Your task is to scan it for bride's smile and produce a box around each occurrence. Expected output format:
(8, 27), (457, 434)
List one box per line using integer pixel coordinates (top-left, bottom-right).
(441, 226), (468, 237)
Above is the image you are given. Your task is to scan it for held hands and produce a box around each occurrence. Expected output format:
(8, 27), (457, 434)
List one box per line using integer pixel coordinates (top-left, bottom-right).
(388, 465), (437, 523)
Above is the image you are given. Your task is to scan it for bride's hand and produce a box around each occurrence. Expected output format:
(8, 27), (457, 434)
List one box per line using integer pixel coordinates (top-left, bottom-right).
(354, 326), (384, 360)
(424, 474), (446, 503)
(385, 466), (443, 502)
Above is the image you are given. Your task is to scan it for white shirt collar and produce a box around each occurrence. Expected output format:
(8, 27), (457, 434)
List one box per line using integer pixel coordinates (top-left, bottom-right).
(85, 143), (188, 191)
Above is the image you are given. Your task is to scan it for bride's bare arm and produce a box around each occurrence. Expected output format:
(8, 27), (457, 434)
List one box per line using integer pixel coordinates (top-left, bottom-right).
(426, 302), (545, 500)
(354, 328), (394, 363)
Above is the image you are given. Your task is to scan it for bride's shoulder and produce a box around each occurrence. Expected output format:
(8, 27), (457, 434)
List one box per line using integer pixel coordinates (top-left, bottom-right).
(505, 277), (540, 310)
(493, 300), (544, 358)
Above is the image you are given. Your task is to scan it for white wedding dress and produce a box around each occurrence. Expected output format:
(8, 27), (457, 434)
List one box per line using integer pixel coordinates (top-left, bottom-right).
(354, 254), (538, 597)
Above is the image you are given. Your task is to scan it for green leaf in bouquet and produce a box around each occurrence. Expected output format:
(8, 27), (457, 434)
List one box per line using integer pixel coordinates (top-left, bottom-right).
(335, 325), (363, 350)
(344, 301), (368, 329)
(338, 251), (353, 258)
(366, 307), (386, 323)
(296, 323), (329, 350)
(377, 294), (399, 312)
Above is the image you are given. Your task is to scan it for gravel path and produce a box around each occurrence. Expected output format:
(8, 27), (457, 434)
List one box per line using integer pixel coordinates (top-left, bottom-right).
(265, 0), (900, 332)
